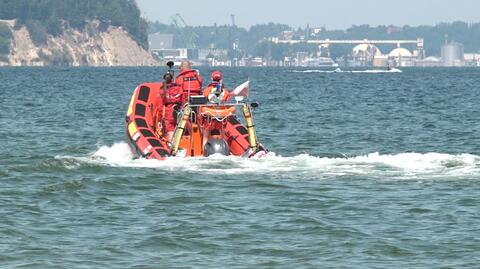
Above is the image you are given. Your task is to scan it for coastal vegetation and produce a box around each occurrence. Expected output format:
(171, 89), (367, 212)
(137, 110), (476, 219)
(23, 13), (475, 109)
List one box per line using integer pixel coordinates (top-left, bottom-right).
(0, 23), (11, 57)
(150, 20), (480, 58)
(0, 0), (148, 48)
(0, 0), (157, 66)
(318, 21), (480, 57)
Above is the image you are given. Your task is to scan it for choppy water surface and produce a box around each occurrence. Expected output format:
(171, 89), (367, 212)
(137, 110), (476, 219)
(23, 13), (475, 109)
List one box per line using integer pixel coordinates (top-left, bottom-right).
(1, 67), (480, 268)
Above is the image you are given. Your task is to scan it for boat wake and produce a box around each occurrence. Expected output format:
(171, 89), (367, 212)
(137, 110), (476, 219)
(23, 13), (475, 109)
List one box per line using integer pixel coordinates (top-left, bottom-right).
(294, 68), (402, 73)
(54, 142), (480, 180)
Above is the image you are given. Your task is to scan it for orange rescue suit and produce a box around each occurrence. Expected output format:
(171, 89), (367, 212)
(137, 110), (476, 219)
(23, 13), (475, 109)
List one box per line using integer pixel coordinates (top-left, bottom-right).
(175, 69), (203, 104)
(200, 82), (233, 136)
(158, 82), (182, 134)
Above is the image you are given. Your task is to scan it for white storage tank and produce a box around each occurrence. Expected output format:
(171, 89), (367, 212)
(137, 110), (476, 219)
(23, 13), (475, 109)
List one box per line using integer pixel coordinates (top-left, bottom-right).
(441, 42), (464, 66)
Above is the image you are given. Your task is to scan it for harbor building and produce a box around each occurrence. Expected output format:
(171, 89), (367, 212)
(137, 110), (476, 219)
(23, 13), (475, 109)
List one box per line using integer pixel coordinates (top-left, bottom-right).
(272, 37), (425, 67)
(464, 53), (480, 66)
(441, 42), (464, 67)
(387, 47), (416, 67)
(351, 44), (382, 66)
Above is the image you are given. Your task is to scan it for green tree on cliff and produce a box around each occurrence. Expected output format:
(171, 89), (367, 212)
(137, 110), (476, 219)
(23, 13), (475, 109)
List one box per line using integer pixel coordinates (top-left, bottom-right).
(0, 0), (148, 49)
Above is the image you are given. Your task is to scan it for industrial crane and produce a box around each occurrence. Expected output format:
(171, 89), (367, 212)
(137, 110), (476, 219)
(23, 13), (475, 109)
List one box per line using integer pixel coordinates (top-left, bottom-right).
(170, 13), (198, 49)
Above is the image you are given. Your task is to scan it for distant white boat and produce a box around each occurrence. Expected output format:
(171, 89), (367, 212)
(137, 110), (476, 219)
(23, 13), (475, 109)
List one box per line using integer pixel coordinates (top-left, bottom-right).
(333, 67), (342, 73)
(300, 57), (338, 67)
(388, 68), (402, 73)
(350, 68), (403, 73)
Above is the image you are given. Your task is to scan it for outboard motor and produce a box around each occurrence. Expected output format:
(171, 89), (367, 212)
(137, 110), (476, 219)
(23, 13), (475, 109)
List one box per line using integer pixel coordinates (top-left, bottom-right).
(203, 138), (230, 157)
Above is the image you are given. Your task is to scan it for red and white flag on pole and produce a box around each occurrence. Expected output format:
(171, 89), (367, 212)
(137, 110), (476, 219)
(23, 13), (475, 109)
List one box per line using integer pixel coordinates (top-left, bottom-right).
(231, 80), (249, 97)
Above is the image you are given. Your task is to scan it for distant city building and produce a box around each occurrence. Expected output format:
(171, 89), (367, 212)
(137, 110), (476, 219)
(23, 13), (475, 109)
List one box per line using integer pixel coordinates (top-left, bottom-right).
(415, 56), (443, 67)
(149, 32), (202, 62)
(352, 44), (382, 66)
(198, 48), (228, 66)
(388, 47), (415, 67)
(309, 27), (324, 38)
(441, 42), (464, 67)
(147, 25), (478, 68)
(156, 48), (188, 60)
(373, 55), (388, 67)
(272, 37), (426, 67)
(246, 57), (266, 67)
(280, 31), (294, 40)
(464, 53), (480, 66)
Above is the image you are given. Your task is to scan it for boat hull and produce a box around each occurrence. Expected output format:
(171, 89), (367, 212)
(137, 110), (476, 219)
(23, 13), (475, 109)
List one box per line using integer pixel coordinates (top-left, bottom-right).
(125, 83), (170, 160)
(125, 82), (267, 160)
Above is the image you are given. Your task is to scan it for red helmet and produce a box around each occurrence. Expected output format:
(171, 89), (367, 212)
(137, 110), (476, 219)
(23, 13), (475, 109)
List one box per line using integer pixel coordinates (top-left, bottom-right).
(211, 70), (223, 81)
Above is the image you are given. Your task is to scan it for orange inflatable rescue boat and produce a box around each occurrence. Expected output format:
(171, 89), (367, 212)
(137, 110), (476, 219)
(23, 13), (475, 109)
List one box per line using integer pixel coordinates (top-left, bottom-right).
(125, 63), (267, 160)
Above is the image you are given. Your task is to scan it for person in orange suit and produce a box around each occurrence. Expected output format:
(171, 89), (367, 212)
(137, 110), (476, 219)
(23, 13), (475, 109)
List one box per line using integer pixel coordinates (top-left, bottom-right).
(175, 60), (203, 104)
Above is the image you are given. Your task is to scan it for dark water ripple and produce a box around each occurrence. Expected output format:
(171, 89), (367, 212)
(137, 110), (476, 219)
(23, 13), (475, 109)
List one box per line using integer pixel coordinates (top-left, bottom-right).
(1, 67), (480, 268)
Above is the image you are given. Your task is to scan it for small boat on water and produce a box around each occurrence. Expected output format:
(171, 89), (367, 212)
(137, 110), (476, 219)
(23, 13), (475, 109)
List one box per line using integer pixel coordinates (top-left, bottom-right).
(125, 66), (267, 160)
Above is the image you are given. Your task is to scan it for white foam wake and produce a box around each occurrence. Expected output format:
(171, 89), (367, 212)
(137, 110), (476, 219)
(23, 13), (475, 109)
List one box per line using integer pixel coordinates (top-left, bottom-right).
(53, 142), (480, 179)
(293, 69), (341, 73)
(294, 68), (402, 73)
(352, 68), (402, 73)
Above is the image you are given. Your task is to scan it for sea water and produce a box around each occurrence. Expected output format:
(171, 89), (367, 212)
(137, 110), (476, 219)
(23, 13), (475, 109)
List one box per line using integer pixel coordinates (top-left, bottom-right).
(1, 67), (480, 268)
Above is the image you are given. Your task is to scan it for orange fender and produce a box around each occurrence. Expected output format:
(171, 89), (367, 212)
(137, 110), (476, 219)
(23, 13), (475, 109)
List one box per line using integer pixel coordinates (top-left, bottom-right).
(126, 83), (171, 160)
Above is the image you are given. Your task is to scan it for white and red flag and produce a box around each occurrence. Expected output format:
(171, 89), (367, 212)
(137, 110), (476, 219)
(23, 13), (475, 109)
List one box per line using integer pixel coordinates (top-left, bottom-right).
(231, 80), (249, 97)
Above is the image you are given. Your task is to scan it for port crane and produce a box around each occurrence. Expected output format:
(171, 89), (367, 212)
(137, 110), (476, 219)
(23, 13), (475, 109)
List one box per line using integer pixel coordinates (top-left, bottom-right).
(170, 13), (198, 49)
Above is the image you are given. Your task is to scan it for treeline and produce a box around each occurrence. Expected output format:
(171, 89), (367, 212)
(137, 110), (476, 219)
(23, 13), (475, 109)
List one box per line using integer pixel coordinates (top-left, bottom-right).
(0, 0), (148, 48)
(320, 22), (480, 57)
(149, 21), (292, 59)
(0, 23), (12, 57)
(150, 20), (480, 58)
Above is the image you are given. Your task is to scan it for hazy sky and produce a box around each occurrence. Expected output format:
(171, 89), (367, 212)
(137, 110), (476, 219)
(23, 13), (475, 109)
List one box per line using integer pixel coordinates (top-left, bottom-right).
(136, 0), (480, 29)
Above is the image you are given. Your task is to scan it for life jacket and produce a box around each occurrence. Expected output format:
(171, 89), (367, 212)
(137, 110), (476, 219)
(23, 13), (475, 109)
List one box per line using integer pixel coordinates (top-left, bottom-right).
(200, 82), (233, 121)
(162, 83), (182, 104)
(202, 82), (230, 103)
(155, 82), (182, 136)
(175, 69), (203, 103)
